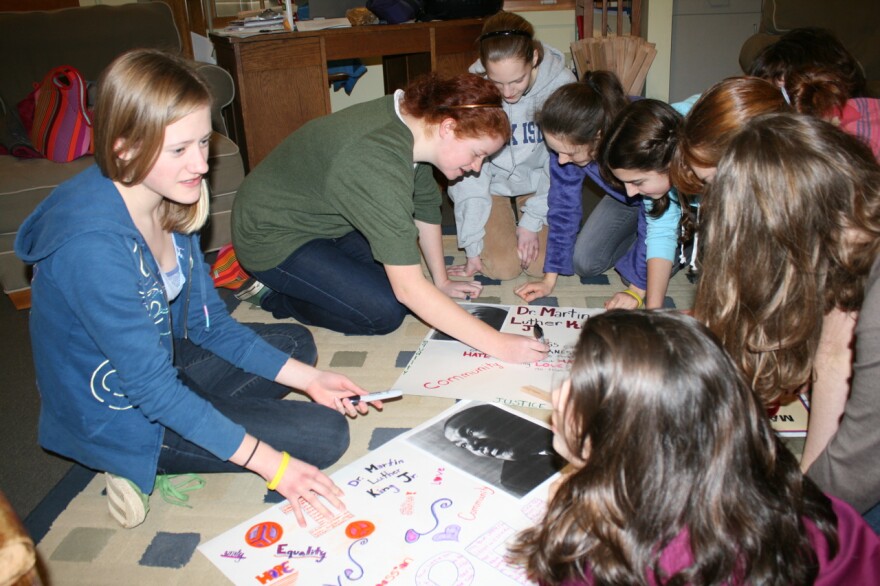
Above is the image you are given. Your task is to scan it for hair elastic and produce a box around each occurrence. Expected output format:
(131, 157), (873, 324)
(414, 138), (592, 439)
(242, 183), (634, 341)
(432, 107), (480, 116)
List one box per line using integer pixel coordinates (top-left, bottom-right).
(243, 439), (260, 468)
(584, 74), (600, 93)
(780, 85), (792, 105)
(479, 29), (532, 42)
(445, 103), (503, 109)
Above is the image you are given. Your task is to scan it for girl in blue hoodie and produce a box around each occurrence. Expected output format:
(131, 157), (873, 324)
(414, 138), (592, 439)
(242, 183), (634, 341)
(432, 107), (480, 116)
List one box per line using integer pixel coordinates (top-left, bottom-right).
(14, 49), (373, 530)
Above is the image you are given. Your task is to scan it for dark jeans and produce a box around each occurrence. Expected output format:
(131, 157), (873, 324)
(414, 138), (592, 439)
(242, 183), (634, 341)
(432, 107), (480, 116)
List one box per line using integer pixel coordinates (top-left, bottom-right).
(864, 500), (880, 535)
(251, 231), (408, 335)
(156, 323), (349, 475)
(574, 194), (691, 285)
(573, 195), (639, 276)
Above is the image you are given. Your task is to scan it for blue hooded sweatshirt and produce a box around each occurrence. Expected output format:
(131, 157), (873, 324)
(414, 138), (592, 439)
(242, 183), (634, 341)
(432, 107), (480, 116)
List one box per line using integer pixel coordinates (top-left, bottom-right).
(14, 166), (289, 493)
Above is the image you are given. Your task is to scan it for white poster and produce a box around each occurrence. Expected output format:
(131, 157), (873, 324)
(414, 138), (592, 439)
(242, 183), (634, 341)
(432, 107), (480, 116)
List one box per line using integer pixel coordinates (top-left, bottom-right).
(199, 401), (564, 585)
(394, 303), (602, 409)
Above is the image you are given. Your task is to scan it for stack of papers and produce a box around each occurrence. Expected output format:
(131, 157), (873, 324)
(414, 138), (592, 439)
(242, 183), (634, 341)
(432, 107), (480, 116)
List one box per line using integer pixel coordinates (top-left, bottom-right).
(213, 26), (286, 38)
(295, 17), (352, 31)
(229, 9), (285, 27)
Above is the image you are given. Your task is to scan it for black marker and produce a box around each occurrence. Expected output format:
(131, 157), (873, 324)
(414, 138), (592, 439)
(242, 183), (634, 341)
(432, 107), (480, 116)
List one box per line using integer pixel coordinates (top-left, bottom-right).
(533, 324), (546, 345)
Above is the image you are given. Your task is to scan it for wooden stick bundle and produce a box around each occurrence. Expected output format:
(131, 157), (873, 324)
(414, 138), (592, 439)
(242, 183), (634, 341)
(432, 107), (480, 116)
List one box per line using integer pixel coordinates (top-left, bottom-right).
(570, 34), (657, 96)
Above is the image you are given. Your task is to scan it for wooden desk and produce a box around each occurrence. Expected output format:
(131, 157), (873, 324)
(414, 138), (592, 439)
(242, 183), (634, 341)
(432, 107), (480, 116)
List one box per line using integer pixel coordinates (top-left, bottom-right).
(211, 19), (484, 170)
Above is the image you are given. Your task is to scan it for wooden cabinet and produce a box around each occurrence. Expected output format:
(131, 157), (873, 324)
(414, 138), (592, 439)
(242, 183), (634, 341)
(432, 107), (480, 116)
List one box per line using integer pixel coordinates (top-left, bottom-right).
(211, 19), (484, 170)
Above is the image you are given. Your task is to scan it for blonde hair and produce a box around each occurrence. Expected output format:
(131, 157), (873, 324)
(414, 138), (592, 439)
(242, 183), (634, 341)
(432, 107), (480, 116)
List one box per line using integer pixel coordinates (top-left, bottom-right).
(93, 49), (212, 234)
(694, 113), (880, 404)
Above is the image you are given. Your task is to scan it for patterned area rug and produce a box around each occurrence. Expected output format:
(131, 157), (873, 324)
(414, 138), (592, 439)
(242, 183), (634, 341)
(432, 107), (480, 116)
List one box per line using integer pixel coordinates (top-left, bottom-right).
(31, 236), (697, 585)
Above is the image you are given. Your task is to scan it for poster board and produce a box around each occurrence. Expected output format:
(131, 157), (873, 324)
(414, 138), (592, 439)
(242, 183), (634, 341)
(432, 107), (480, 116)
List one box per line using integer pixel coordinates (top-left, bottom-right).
(394, 303), (602, 409)
(392, 302), (809, 438)
(769, 394), (810, 438)
(199, 401), (563, 585)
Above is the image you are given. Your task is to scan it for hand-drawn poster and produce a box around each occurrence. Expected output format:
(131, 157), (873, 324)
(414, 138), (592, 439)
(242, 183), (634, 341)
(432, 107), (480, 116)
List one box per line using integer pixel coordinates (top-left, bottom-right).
(395, 303), (603, 409)
(769, 394), (810, 438)
(199, 401), (564, 585)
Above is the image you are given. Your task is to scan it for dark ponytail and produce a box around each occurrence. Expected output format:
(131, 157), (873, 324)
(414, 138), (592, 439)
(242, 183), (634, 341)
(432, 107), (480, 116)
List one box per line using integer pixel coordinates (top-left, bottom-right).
(536, 71), (628, 156)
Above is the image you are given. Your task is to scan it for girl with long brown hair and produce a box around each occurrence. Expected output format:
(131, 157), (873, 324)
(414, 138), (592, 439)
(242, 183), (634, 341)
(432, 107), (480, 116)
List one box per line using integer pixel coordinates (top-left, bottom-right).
(694, 112), (880, 531)
(511, 310), (880, 584)
(513, 71), (630, 303)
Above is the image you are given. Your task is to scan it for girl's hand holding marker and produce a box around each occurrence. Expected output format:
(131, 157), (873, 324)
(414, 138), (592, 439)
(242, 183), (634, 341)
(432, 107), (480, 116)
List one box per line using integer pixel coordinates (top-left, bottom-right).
(346, 389), (404, 407)
(531, 324), (549, 357)
(533, 324), (546, 345)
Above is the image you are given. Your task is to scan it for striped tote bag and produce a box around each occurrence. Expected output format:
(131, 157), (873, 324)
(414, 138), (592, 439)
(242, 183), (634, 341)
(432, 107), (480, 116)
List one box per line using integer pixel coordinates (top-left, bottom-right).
(29, 65), (93, 163)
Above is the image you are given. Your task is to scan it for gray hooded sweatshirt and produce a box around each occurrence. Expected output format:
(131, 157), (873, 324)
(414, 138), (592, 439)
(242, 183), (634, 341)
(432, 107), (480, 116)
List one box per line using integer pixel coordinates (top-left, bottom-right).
(447, 42), (576, 258)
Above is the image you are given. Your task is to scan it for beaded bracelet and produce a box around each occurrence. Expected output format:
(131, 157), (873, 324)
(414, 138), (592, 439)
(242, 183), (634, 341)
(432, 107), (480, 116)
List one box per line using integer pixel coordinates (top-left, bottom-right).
(267, 451), (291, 491)
(621, 289), (644, 308)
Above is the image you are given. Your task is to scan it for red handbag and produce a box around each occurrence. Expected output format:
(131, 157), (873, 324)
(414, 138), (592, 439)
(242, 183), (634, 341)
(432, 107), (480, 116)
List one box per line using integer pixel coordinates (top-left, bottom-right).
(29, 65), (93, 163)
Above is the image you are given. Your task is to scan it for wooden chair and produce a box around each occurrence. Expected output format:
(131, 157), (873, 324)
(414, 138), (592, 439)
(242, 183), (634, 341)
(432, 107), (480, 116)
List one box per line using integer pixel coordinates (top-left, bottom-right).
(0, 490), (41, 585)
(571, 0), (655, 96)
(576, 0), (640, 39)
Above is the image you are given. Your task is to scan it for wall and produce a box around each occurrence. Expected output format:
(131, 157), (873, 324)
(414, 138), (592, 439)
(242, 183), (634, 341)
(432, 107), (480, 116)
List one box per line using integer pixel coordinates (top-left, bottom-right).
(668, 0), (759, 102)
(645, 0), (672, 101)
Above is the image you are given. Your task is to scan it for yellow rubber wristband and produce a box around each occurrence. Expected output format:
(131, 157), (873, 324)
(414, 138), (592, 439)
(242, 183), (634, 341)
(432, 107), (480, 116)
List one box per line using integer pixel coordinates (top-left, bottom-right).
(621, 289), (644, 308)
(266, 451), (291, 491)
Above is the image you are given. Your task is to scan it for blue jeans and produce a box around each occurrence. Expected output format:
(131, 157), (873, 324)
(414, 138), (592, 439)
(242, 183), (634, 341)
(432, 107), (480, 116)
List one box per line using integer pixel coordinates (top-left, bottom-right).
(864, 500), (880, 535)
(251, 231), (408, 335)
(157, 323), (349, 474)
(573, 195), (639, 276)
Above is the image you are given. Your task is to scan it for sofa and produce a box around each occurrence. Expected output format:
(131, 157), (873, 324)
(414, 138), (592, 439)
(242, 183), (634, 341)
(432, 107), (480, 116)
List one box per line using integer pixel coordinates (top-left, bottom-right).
(739, 0), (880, 98)
(0, 2), (245, 309)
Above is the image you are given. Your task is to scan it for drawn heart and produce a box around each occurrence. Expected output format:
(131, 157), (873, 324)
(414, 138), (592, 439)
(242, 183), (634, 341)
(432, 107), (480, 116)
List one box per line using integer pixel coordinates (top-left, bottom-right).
(432, 524), (461, 542)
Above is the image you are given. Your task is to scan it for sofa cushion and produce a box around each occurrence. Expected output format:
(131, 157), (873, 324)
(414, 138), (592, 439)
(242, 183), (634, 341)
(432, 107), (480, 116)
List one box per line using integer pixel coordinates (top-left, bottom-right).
(0, 3), (181, 111)
(203, 133), (245, 253)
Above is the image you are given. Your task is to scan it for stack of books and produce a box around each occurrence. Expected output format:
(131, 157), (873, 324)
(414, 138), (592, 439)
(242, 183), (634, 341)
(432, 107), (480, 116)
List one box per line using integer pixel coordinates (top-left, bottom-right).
(215, 9), (289, 37)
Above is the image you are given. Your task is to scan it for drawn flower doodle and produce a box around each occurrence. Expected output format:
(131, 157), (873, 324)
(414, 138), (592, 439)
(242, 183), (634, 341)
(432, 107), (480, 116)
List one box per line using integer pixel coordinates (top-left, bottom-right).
(405, 498), (453, 543)
(432, 524), (461, 542)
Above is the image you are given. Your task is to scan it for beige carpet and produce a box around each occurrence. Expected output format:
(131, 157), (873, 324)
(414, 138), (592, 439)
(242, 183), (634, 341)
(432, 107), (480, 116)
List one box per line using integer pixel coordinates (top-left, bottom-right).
(33, 236), (697, 585)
